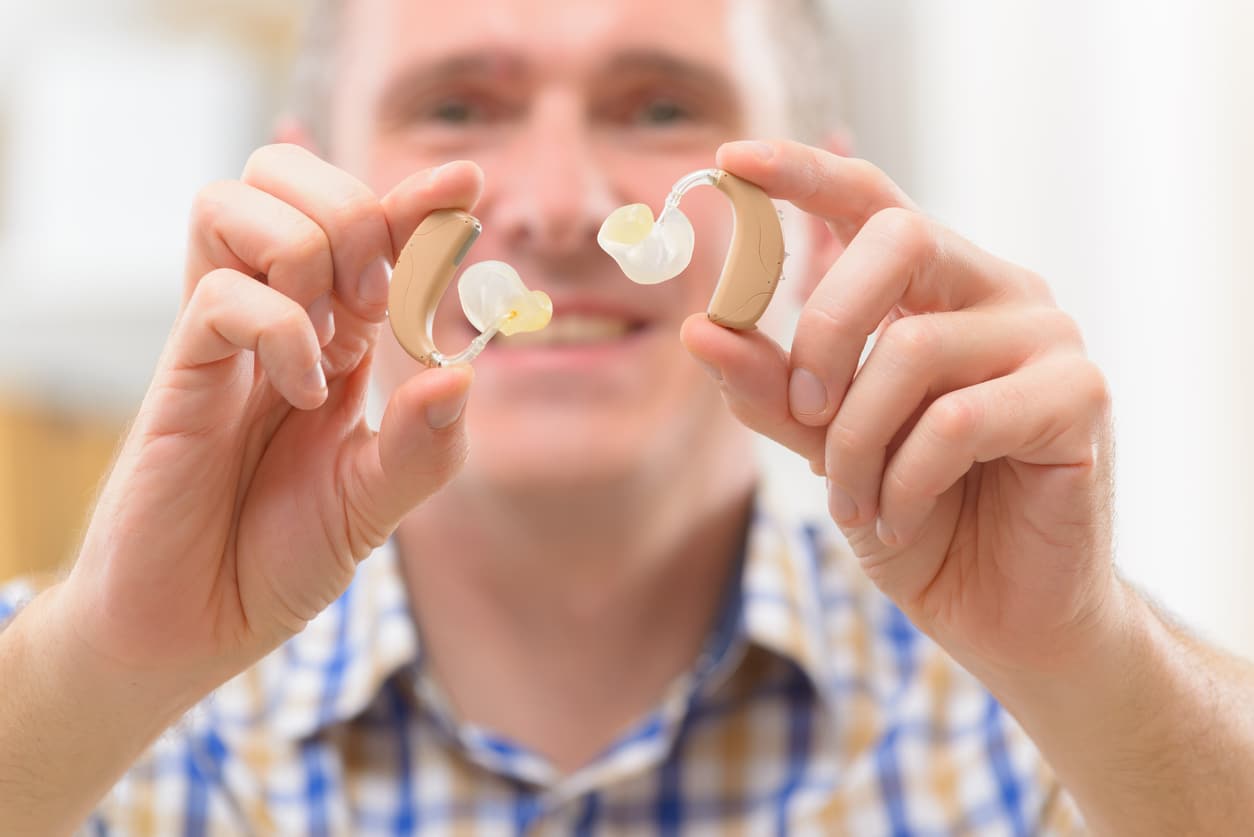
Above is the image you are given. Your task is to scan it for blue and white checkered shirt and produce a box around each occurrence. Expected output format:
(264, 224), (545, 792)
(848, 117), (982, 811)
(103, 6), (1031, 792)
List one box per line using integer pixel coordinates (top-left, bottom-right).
(0, 502), (1084, 835)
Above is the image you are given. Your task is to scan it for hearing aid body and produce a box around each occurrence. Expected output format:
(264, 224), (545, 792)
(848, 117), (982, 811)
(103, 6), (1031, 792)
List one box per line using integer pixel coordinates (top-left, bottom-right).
(598, 169), (784, 330)
(389, 209), (551, 367)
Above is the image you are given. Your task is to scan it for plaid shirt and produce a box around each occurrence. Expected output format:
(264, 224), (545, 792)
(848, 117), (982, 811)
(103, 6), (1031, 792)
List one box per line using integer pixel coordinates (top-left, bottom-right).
(1, 502), (1084, 835)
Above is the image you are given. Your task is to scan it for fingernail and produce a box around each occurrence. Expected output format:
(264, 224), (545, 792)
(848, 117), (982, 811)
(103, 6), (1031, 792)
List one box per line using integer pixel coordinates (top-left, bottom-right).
(307, 294), (335, 347)
(429, 161), (452, 179)
(359, 258), (391, 307)
(876, 518), (898, 547)
(829, 485), (859, 524)
(735, 140), (774, 161)
(698, 360), (723, 381)
(789, 368), (828, 416)
(426, 387), (470, 430)
(303, 361), (327, 393)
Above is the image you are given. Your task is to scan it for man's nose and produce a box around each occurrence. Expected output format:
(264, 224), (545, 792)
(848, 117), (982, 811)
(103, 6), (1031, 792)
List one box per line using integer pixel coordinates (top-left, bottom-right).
(486, 92), (614, 257)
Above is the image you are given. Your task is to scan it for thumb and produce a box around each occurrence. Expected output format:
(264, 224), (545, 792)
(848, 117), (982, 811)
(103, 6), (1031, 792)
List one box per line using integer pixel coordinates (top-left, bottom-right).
(347, 365), (472, 548)
(680, 314), (825, 472)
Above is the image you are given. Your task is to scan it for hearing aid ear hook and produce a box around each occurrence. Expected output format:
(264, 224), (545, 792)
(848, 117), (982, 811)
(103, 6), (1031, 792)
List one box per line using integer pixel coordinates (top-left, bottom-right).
(388, 209), (553, 367)
(597, 169), (785, 330)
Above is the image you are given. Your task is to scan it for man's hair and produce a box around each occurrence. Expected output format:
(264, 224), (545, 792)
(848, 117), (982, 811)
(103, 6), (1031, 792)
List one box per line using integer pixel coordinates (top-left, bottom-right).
(288, 0), (844, 154)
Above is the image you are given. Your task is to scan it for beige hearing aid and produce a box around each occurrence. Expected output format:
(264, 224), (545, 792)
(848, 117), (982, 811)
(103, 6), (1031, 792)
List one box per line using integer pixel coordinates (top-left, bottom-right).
(598, 169), (785, 329)
(389, 209), (552, 366)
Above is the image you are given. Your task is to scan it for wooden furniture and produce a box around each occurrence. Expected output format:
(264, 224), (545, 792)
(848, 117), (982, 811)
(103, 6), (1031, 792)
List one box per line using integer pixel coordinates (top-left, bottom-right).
(0, 398), (122, 583)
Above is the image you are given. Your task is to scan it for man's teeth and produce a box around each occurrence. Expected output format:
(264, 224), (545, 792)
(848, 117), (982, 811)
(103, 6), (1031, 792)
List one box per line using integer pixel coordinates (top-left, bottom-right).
(501, 314), (633, 347)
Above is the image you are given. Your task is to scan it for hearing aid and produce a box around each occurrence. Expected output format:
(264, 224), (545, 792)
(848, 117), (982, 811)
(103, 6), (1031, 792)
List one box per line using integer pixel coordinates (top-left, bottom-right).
(598, 169), (784, 330)
(388, 209), (552, 366)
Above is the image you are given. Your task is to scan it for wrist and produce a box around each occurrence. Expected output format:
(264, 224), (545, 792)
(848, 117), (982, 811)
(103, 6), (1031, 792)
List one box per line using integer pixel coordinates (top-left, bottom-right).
(968, 580), (1217, 834)
(974, 575), (1144, 702)
(31, 582), (208, 728)
(0, 585), (206, 834)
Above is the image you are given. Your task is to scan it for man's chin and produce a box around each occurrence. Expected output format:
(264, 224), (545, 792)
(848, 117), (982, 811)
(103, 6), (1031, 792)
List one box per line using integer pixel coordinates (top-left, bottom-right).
(454, 435), (659, 501)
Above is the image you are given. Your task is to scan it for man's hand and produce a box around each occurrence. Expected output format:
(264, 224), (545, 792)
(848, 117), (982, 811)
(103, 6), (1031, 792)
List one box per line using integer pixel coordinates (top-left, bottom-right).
(683, 139), (1254, 834)
(66, 145), (480, 690)
(0, 146), (480, 834)
(685, 139), (1115, 677)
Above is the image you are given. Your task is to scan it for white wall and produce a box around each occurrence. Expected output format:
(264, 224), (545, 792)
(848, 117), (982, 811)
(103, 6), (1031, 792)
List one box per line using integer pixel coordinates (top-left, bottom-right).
(2, 1), (1250, 654)
(831, 1), (1253, 656)
(0, 1), (282, 408)
(750, 0), (1253, 658)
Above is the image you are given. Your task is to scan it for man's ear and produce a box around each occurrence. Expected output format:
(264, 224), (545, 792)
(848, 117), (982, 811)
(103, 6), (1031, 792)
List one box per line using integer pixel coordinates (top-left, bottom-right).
(271, 115), (321, 155)
(794, 128), (854, 301)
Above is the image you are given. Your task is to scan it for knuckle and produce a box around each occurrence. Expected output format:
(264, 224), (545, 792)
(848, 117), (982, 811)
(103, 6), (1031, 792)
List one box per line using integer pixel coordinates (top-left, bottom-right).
(845, 156), (889, 191)
(1019, 269), (1056, 302)
(926, 393), (980, 445)
(272, 302), (312, 339)
(325, 191), (384, 242)
(846, 157), (905, 213)
(189, 181), (235, 229)
(796, 300), (852, 341)
(1075, 361), (1112, 414)
(190, 267), (239, 304)
(880, 316), (938, 372)
(883, 465), (917, 504)
(1040, 307), (1086, 349)
(826, 420), (864, 463)
(281, 219), (332, 271)
(242, 143), (307, 181)
(866, 206), (936, 265)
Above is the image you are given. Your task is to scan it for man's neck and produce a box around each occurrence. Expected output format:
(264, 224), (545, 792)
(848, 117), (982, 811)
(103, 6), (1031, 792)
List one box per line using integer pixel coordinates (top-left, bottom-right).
(395, 453), (756, 774)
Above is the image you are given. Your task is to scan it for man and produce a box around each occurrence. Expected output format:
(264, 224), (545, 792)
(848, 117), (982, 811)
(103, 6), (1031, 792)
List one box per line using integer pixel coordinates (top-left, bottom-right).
(1, 0), (1252, 833)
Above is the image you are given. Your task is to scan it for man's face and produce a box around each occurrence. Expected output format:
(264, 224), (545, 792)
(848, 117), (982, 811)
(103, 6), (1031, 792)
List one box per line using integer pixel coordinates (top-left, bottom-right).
(334, 0), (762, 495)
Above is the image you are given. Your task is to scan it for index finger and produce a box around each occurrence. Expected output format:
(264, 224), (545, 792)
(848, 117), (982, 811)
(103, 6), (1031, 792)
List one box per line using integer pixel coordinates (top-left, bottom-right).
(381, 161), (485, 260)
(714, 140), (915, 244)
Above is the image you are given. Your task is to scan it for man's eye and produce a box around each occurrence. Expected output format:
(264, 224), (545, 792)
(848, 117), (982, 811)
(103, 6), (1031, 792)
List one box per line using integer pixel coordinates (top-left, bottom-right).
(430, 99), (477, 124)
(638, 99), (691, 126)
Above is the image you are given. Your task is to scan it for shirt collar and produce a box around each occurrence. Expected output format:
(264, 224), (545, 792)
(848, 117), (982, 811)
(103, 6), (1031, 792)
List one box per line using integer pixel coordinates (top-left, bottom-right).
(250, 494), (845, 742)
(735, 499), (840, 710)
(242, 540), (420, 741)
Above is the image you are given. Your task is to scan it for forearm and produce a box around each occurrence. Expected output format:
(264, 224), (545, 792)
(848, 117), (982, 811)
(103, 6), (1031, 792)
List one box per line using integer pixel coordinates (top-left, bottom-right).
(980, 580), (1254, 836)
(0, 584), (203, 836)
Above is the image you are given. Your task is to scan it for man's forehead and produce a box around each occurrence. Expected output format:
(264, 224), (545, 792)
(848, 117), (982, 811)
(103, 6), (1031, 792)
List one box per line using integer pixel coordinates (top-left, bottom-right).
(348, 0), (739, 80)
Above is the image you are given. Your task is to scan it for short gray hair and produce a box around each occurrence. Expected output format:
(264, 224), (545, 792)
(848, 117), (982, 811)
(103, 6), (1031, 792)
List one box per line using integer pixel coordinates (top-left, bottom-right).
(287, 0), (340, 152)
(288, 0), (844, 154)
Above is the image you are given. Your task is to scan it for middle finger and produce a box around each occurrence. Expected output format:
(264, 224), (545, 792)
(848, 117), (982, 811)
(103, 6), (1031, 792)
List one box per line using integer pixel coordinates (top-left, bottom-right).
(788, 207), (1048, 428)
(242, 144), (395, 322)
(824, 306), (1081, 525)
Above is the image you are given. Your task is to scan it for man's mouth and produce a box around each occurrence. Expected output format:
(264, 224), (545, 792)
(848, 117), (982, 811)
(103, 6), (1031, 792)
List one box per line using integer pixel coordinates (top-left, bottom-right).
(497, 313), (648, 349)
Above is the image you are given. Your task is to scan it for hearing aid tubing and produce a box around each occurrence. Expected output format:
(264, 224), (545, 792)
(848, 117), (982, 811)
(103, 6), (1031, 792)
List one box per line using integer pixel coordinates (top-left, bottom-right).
(599, 168), (785, 330)
(387, 165), (784, 368)
(388, 210), (551, 367)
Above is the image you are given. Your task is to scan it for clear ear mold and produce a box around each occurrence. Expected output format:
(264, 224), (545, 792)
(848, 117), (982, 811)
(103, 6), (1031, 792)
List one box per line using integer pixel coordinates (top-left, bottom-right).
(388, 210), (552, 367)
(597, 203), (695, 285)
(598, 168), (785, 330)
(388, 165), (783, 366)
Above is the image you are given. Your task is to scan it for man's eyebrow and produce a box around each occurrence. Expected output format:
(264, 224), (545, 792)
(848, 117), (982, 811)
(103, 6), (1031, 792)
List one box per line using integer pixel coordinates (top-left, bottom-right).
(599, 49), (736, 92)
(377, 52), (529, 108)
(374, 48), (738, 114)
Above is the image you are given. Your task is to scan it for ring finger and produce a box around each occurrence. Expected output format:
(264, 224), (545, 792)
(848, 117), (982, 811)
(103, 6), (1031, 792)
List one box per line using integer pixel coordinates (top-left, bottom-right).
(825, 306), (1082, 526)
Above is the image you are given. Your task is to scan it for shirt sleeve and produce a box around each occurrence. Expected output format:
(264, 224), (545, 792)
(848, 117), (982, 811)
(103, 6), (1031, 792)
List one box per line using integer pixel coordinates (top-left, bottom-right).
(2, 576), (111, 834)
(1035, 769), (1090, 834)
(0, 575), (43, 631)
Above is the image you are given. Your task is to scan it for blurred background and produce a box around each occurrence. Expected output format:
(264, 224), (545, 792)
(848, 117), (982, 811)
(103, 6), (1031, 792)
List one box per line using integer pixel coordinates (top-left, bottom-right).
(0, 1), (1250, 656)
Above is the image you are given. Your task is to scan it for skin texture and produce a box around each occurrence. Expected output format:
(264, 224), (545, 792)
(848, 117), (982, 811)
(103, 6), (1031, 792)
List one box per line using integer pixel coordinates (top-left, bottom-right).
(683, 140), (1254, 835)
(686, 142), (1114, 674)
(1, 0), (1252, 834)
(332, 0), (765, 770)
